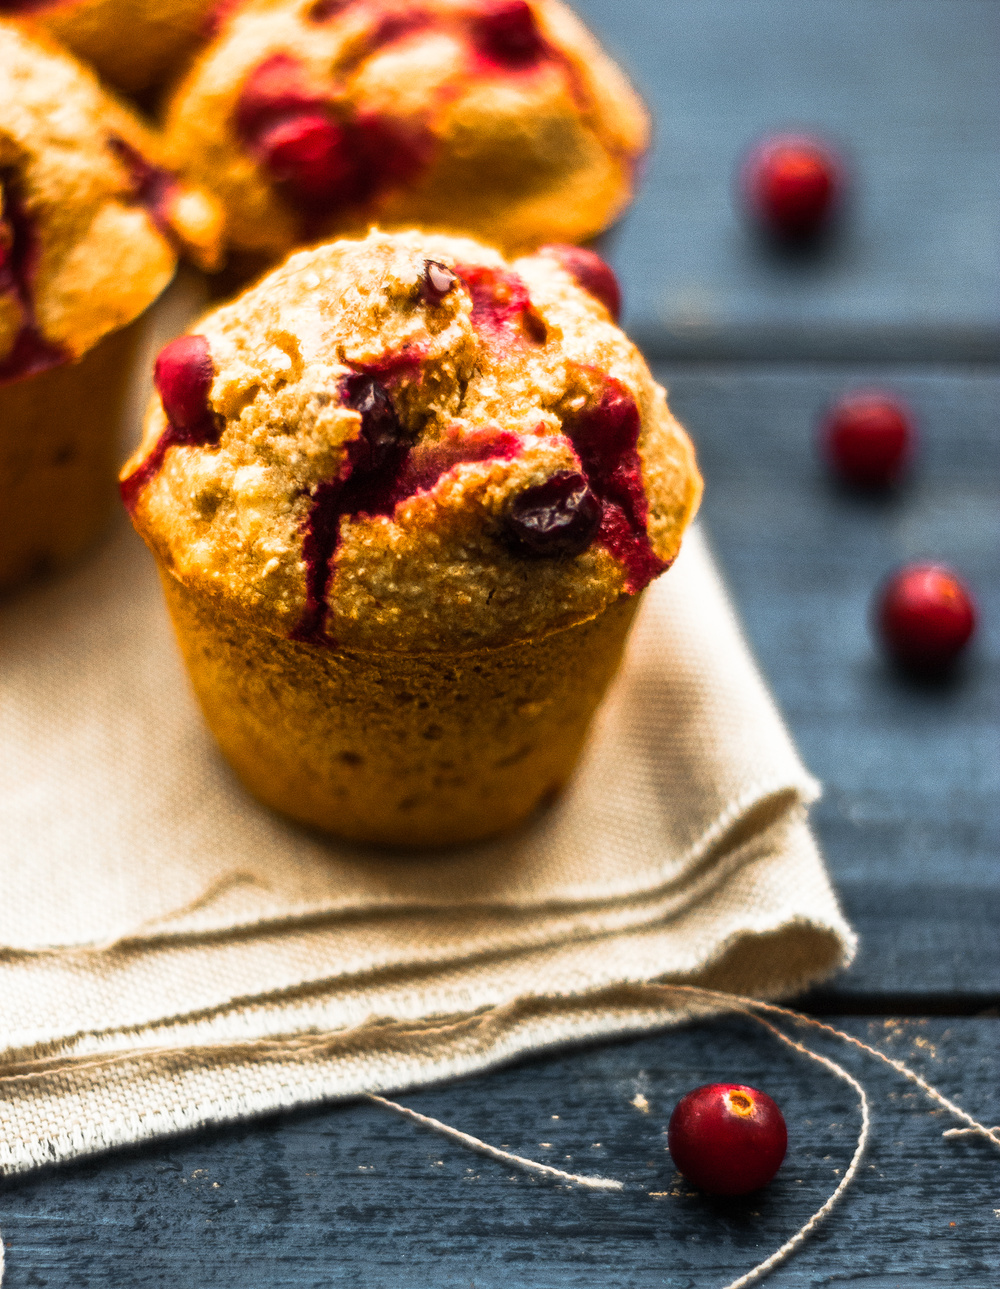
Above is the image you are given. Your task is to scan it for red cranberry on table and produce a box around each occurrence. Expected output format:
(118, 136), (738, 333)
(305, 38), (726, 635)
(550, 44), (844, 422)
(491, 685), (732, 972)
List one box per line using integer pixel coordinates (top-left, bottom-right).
(820, 390), (915, 488)
(876, 564), (977, 673)
(538, 244), (622, 322)
(668, 1083), (787, 1195)
(742, 135), (842, 240)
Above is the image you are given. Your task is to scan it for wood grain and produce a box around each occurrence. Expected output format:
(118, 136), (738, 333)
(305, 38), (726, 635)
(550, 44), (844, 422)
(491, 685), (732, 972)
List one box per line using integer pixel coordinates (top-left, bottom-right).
(660, 363), (1000, 1003)
(1, 1019), (996, 1286)
(574, 0), (1000, 360)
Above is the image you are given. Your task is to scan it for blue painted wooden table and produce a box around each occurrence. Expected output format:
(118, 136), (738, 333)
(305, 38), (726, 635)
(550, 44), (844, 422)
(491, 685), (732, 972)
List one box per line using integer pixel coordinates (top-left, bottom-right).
(2, 2), (997, 1284)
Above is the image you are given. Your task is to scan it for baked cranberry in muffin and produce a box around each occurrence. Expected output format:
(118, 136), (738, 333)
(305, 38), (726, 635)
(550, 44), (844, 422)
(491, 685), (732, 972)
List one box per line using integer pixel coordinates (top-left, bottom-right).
(123, 228), (698, 651)
(122, 229), (699, 845)
(164, 0), (650, 266)
(0, 20), (223, 589)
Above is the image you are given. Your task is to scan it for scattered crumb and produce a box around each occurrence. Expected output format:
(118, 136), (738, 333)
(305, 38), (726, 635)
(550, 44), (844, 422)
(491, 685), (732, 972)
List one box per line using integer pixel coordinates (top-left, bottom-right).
(631, 1093), (650, 1113)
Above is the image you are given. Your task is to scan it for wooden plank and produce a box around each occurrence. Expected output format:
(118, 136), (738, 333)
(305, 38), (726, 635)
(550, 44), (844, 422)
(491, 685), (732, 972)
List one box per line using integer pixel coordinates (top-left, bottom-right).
(572, 0), (1000, 359)
(0, 1019), (996, 1286)
(656, 361), (1000, 1001)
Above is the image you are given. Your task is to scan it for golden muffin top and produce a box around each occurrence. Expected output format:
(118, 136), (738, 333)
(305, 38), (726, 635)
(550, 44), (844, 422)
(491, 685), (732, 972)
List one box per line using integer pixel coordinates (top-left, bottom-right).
(123, 229), (700, 654)
(0, 20), (222, 383)
(8, 0), (219, 94)
(163, 0), (650, 263)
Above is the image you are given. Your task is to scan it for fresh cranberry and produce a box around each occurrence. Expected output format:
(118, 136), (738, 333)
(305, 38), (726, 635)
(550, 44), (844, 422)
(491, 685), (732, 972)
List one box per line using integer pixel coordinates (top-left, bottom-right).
(473, 0), (545, 67)
(258, 114), (355, 207)
(876, 564), (977, 673)
(423, 259), (458, 301)
(153, 335), (217, 441)
(821, 390), (914, 488)
(503, 471), (600, 557)
(539, 244), (621, 322)
(742, 135), (842, 240)
(669, 1084), (787, 1196)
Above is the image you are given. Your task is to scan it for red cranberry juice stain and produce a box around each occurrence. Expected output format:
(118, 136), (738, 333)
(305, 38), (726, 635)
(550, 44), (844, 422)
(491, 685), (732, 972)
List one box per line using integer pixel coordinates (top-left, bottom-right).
(374, 426), (521, 511)
(565, 378), (664, 592)
(0, 170), (66, 386)
(293, 374), (521, 644)
(106, 135), (183, 248)
(454, 263), (545, 350)
(120, 335), (221, 514)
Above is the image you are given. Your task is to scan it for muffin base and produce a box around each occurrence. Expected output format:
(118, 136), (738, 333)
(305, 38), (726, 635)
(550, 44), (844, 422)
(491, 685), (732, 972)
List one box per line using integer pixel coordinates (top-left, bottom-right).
(0, 322), (139, 593)
(161, 573), (640, 849)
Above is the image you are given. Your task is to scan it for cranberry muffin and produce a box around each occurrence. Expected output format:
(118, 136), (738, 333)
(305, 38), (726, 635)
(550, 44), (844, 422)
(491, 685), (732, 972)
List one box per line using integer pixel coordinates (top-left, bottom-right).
(0, 0), (221, 95)
(122, 229), (699, 847)
(0, 20), (222, 590)
(163, 0), (650, 273)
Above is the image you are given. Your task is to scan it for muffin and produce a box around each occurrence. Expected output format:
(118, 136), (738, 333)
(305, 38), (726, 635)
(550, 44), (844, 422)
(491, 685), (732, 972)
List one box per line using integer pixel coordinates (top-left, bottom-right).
(122, 229), (700, 847)
(10, 0), (221, 95)
(163, 0), (650, 274)
(0, 20), (223, 591)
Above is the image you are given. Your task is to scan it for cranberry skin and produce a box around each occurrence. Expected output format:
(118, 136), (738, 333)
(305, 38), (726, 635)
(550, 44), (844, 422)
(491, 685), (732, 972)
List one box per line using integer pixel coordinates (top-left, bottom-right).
(668, 1084), (787, 1196)
(259, 114), (354, 207)
(821, 391), (914, 488)
(473, 0), (545, 67)
(343, 374), (405, 476)
(876, 564), (977, 672)
(743, 135), (841, 240)
(423, 259), (458, 301)
(236, 54), (323, 140)
(539, 244), (621, 322)
(504, 470), (601, 557)
(153, 335), (216, 438)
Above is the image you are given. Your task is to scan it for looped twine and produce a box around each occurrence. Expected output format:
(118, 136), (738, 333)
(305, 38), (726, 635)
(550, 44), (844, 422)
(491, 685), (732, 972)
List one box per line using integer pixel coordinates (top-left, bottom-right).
(369, 984), (1000, 1289)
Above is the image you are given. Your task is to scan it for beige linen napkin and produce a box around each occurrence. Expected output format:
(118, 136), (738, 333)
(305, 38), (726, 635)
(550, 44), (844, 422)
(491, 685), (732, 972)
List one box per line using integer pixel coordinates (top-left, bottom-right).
(0, 282), (854, 1174)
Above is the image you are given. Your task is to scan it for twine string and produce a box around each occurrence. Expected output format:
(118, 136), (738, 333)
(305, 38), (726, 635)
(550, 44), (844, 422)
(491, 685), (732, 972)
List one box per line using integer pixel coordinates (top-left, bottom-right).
(653, 986), (1000, 1155)
(367, 1094), (623, 1190)
(368, 985), (998, 1289)
(0, 985), (995, 1289)
(711, 1009), (870, 1289)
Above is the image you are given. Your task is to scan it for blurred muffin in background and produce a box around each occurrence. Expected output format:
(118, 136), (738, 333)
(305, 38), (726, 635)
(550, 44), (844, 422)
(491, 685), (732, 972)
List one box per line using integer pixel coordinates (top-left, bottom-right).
(0, 0), (222, 95)
(0, 19), (223, 590)
(164, 0), (649, 276)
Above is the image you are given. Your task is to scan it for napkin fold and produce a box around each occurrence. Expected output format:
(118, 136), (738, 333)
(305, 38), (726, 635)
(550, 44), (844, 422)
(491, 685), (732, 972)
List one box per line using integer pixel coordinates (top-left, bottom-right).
(0, 286), (854, 1174)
